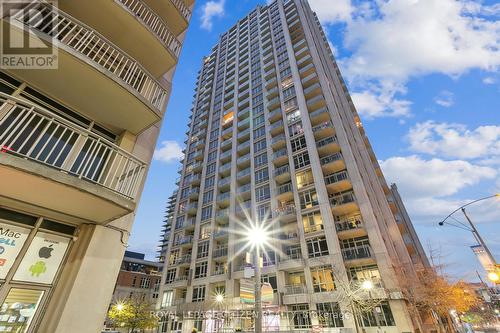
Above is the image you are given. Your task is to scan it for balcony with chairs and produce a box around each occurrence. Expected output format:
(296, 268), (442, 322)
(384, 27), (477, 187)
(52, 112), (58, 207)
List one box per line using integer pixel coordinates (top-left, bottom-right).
(335, 214), (366, 239)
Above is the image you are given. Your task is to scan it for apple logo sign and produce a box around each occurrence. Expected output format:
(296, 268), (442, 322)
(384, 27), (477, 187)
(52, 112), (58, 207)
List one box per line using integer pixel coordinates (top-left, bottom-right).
(38, 244), (54, 259)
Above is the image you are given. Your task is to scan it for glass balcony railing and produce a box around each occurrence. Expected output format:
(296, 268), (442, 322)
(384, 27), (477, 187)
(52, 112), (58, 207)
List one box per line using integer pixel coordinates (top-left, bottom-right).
(330, 191), (356, 206)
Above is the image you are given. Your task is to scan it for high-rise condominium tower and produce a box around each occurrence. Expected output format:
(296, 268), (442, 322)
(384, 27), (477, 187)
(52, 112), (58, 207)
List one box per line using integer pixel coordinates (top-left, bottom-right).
(159, 1), (431, 332)
(0, 0), (193, 332)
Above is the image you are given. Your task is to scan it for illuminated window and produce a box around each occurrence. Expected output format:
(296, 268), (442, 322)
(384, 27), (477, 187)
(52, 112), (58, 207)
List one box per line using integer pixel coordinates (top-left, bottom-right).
(296, 170), (313, 189)
(310, 266), (335, 292)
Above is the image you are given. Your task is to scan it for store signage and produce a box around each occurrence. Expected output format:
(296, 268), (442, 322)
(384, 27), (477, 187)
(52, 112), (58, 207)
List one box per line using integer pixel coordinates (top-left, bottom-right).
(0, 223), (30, 279)
(13, 232), (70, 285)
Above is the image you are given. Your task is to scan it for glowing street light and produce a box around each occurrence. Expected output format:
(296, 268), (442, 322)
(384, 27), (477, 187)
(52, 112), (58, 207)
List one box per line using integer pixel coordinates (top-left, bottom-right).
(245, 224), (270, 333)
(215, 294), (224, 304)
(361, 280), (374, 290)
(487, 271), (500, 283)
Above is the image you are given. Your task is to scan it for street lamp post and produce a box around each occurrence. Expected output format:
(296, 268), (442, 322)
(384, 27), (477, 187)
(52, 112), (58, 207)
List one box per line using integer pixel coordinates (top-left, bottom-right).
(439, 194), (499, 282)
(246, 225), (269, 333)
(254, 246), (263, 333)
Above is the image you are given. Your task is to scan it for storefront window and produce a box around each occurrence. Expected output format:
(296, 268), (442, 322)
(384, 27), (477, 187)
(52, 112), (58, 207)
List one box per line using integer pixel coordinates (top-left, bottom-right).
(0, 288), (44, 333)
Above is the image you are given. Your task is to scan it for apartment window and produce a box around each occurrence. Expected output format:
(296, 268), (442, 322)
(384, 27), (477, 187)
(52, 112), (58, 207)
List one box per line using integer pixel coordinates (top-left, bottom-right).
(192, 286), (206, 302)
(206, 163), (216, 175)
(293, 151), (310, 169)
(284, 97), (298, 111)
(283, 86), (296, 100)
(280, 67), (292, 78)
(286, 109), (301, 124)
(205, 176), (215, 188)
(203, 190), (214, 205)
(307, 237), (329, 257)
(201, 206), (212, 221)
(169, 249), (180, 265)
(254, 126), (266, 139)
(254, 104), (264, 115)
(290, 304), (311, 328)
(200, 223), (211, 239)
(161, 290), (173, 307)
(210, 129), (219, 140)
(299, 189), (318, 209)
(310, 266), (335, 292)
(261, 275), (278, 293)
(288, 121), (304, 137)
(180, 187), (190, 200)
(207, 151), (217, 162)
(197, 241), (209, 259)
(255, 153), (268, 167)
(290, 136), (307, 152)
(302, 211), (323, 232)
(296, 169), (314, 189)
(360, 301), (395, 327)
(257, 204), (270, 222)
(255, 168), (269, 184)
(165, 269), (176, 284)
(194, 262), (208, 278)
(175, 216), (185, 229)
(256, 185), (270, 202)
(317, 303), (344, 327)
(348, 265), (381, 282)
(254, 139), (267, 153)
(140, 277), (151, 288)
(253, 94), (263, 106)
(254, 114), (265, 126)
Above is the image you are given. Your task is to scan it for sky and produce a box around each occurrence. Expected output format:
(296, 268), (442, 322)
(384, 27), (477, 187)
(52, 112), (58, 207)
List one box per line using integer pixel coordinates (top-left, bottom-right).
(128, 0), (500, 282)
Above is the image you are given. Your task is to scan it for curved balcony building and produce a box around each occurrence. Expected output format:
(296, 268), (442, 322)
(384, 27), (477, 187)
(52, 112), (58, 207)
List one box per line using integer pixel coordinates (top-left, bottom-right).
(0, 0), (193, 332)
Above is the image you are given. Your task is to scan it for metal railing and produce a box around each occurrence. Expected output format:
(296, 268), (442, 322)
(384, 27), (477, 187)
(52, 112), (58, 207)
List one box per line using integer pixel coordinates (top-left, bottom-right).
(316, 136), (337, 148)
(213, 247), (228, 258)
(320, 152), (342, 165)
(336, 214), (363, 232)
(324, 170), (349, 185)
(273, 204), (296, 218)
(118, 0), (181, 56)
(170, 0), (192, 21)
(277, 182), (293, 195)
(12, 3), (167, 111)
(274, 164), (290, 177)
(341, 244), (372, 260)
(0, 95), (146, 199)
(303, 224), (324, 233)
(330, 191), (356, 206)
(284, 284), (307, 295)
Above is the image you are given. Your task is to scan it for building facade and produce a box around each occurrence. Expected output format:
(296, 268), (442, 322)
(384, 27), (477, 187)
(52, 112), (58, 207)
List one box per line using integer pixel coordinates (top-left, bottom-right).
(111, 251), (162, 303)
(159, 1), (430, 333)
(0, 0), (193, 332)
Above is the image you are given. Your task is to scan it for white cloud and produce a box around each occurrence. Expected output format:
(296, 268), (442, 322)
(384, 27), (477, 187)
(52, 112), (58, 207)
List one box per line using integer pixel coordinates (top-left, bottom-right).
(407, 121), (500, 160)
(434, 90), (455, 107)
(313, 0), (500, 119)
(342, 0), (500, 83)
(350, 83), (411, 118)
(309, 0), (353, 24)
(381, 155), (497, 199)
(153, 140), (184, 163)
(482, 77), (496, 84)
(380, 155), (497, 222)
(200, 0), (225, 31)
